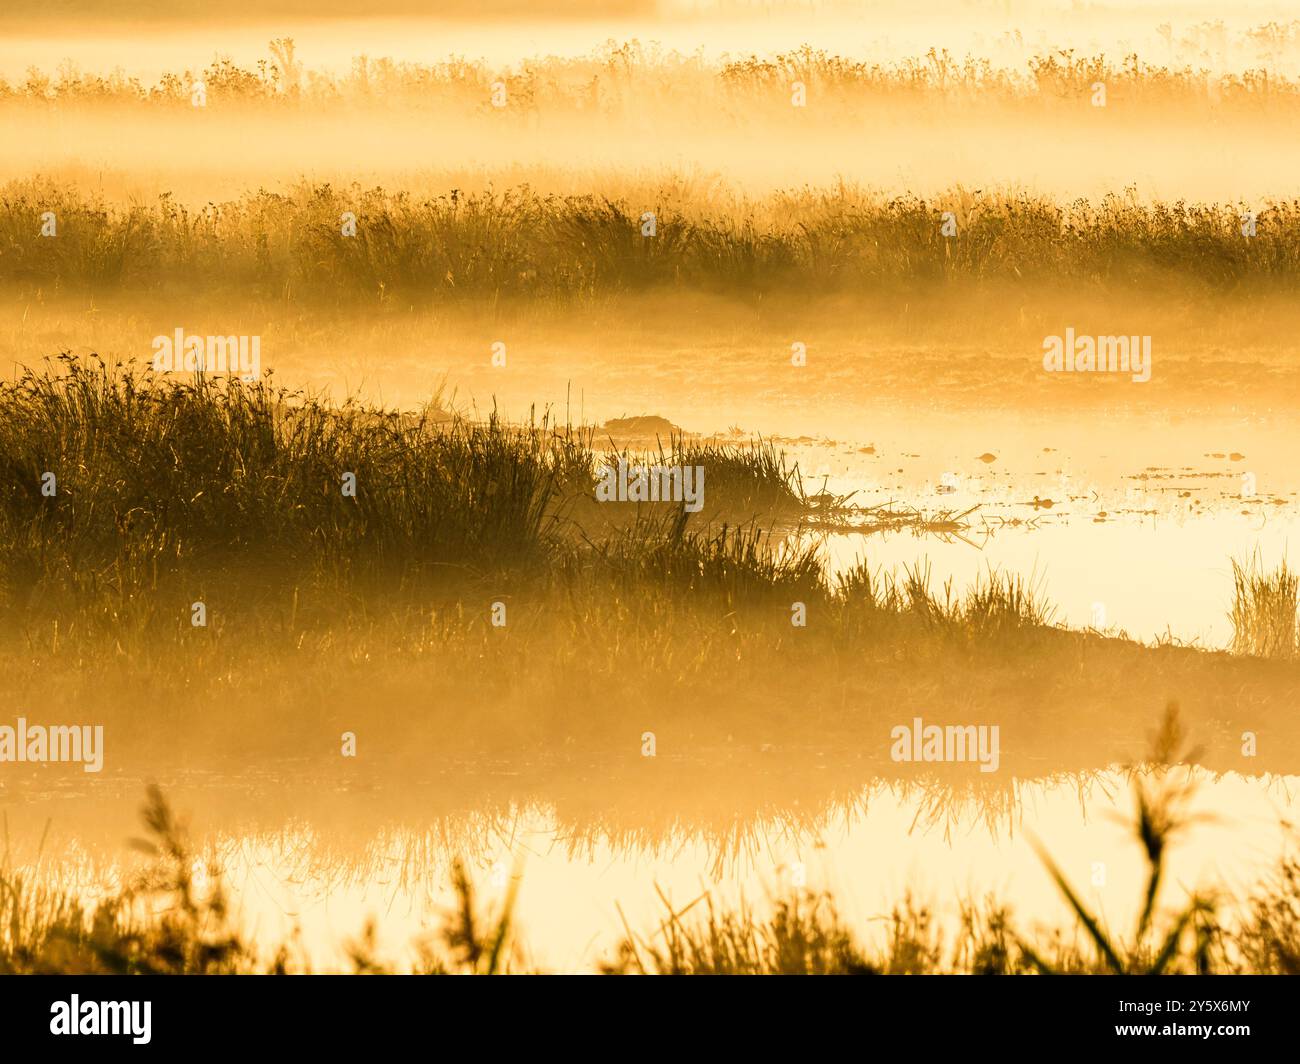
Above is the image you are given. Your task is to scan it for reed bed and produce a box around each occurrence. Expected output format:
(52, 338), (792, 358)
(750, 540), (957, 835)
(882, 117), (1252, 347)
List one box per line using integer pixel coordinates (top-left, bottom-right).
(0, 356), (992, 625)
(3, 180), (1298, 301)
(1229, 553), (1298, 659)
(0, 355), (1296, 775)
(7, 40), (1300, 115)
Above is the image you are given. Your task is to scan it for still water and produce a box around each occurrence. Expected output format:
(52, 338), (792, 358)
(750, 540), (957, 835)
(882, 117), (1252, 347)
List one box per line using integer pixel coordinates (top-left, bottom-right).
(6, 767), (1296, 971)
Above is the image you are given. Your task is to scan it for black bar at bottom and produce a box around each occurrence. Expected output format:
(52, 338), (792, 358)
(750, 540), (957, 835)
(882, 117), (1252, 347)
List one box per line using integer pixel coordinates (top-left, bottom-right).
(0, 974), (1289, 1052)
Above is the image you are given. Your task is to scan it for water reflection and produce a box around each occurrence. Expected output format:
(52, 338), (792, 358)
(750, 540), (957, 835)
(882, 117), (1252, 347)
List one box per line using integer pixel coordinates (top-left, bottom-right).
(5, 765), (1296, 971)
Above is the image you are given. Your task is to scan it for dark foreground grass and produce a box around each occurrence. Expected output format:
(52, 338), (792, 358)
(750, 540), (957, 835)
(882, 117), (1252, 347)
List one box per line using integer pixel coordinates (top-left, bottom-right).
(3, 715), (1298, 974)
(0, 355), (804, 614)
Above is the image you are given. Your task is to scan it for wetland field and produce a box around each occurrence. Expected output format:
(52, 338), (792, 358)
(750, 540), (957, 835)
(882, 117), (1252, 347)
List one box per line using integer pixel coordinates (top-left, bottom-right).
(0, 0), (1299, 990)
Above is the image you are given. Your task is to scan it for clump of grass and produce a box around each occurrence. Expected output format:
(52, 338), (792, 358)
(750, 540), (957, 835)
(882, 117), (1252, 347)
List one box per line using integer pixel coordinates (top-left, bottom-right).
(581, 435), (805, 529)
(953, 897), (1022, 975)
(961, 567), (1057, 637)
(604, 886), (873, 975)
(0, 354), (835, 640)
(835, 559), (1053, 637)
(656, 436), (806, 519)
(349, 860), (523, 975)
(1238, 847), (1300, 974)
(1229, 553), (1298, 658)
(0, 785), (257, 974)
(0, 355), (578, 629)
(588, 511), (826, 606)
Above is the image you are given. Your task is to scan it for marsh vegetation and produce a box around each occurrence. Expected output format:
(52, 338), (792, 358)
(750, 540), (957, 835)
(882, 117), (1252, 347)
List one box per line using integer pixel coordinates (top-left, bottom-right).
(2, 11), (1299, 976)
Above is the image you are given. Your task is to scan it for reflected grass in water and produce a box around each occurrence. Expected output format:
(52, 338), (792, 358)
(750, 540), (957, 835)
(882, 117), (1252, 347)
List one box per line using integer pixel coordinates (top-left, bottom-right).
(6, 738), (1299, 974)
